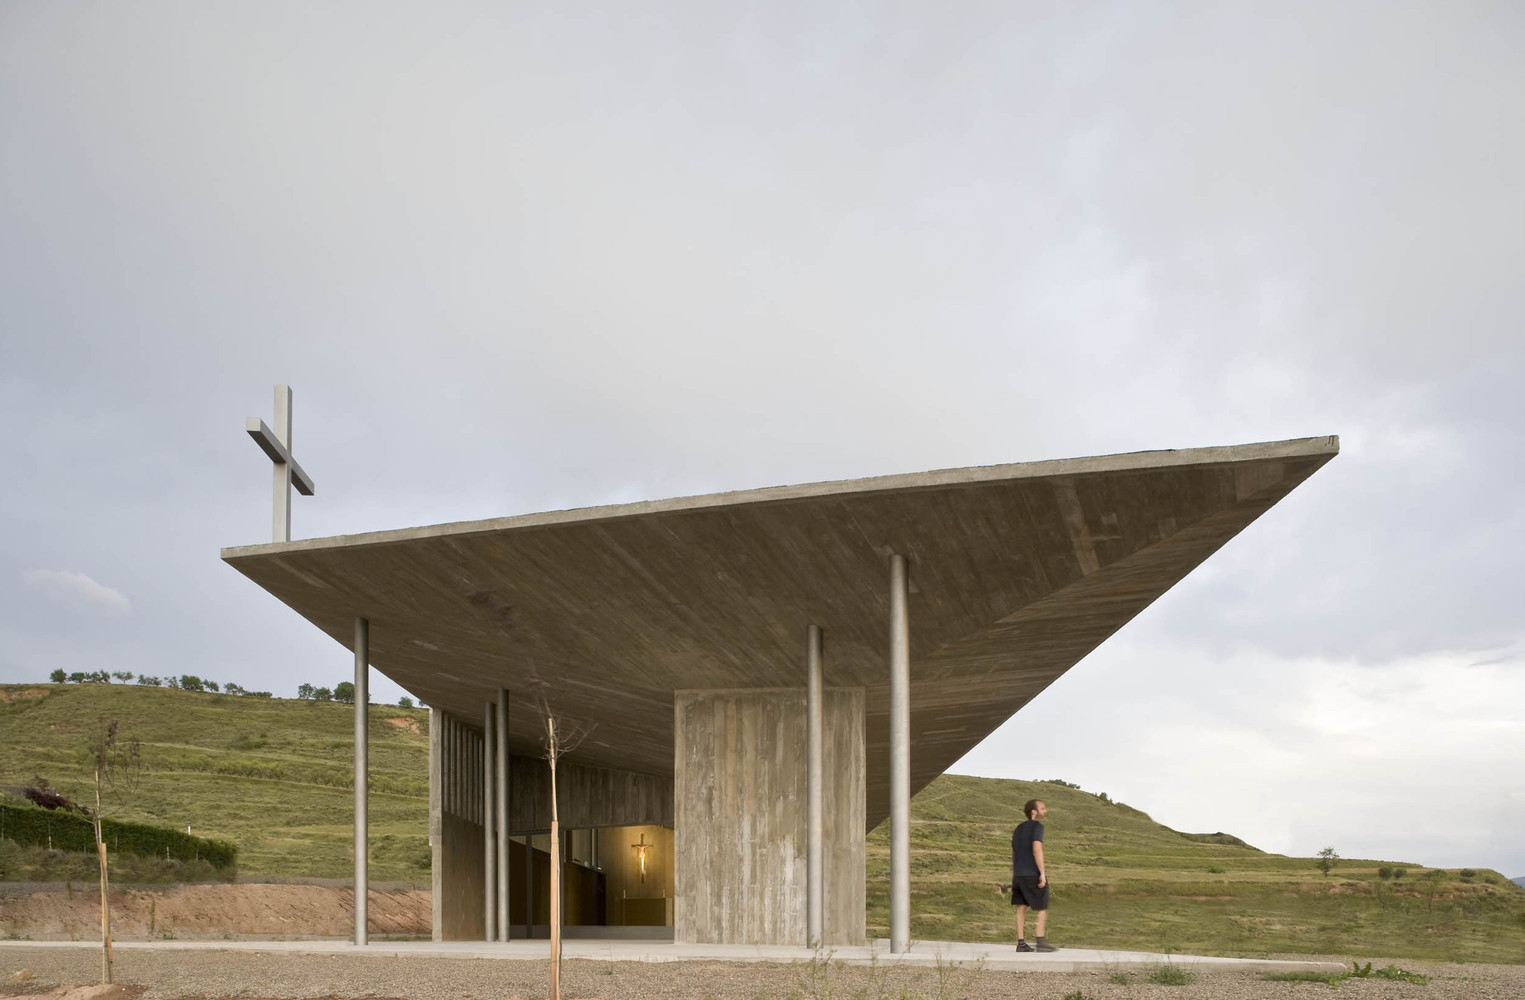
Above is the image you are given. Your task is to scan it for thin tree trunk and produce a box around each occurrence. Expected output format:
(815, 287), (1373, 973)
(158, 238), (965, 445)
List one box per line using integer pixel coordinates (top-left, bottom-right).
(94, 768), (112, 985)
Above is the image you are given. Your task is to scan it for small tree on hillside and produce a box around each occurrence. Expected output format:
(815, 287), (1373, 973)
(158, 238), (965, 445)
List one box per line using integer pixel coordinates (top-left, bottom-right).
(1316, 846), (1339, 877)
(312, 686), (332, 701)
(84, 719), (142, 985)
(1423, 869), (1444, 914)
(398, 696), (413, 708)
(50, 668), (66, 683)
(111, 672), (133, 682)
(296, 683), (315, 700)
(334, 681), (355, 704)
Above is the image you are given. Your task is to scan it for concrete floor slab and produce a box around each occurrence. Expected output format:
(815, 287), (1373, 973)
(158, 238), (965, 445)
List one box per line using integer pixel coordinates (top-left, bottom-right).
(0, 938), (1347, 974)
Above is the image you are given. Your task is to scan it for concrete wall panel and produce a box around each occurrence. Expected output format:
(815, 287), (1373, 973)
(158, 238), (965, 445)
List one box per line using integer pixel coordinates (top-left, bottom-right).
(507, 755), (672, 831)
(430, 711), (486, 941)
(674, 687), (864, 946)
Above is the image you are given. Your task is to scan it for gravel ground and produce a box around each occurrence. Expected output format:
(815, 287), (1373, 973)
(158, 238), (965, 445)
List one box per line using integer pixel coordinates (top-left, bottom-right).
(2, 947), (1522, 1000)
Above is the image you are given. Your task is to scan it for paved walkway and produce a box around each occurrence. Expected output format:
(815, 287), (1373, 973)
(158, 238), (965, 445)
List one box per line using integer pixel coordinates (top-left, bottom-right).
(0, 937), (1345, 974)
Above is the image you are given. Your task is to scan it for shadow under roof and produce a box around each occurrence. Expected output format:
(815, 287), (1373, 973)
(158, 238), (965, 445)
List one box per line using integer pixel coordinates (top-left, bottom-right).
(222, 435), (1338, 830)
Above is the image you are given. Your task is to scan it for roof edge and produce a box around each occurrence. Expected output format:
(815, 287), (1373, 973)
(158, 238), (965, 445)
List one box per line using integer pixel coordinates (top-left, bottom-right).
(221, 434), (1338, 561)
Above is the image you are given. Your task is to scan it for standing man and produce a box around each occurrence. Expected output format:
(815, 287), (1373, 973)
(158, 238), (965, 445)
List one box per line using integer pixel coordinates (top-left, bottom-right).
(1012, 798), (1058, 952)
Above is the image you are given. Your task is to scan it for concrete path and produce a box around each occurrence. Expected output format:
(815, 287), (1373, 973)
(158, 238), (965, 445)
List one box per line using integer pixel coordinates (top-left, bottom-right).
(0, 938), (1346, 974)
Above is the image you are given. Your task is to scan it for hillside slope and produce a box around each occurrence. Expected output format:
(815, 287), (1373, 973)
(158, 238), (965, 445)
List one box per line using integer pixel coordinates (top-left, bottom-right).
(3, 684), (1521, 961)
(866, 774), (1524, 962)
(0, 683), (431, 883)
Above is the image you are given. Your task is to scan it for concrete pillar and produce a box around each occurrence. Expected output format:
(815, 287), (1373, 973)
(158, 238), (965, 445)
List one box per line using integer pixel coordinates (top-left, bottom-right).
(524, 832), (533, 939)
(495, 688), (510, 940)
(674, 687), (865, 946)
(429, 706), (443, 942)
(353, 617), (369, 947)
(806, 625), (824, 948)
(888, 553), (910, 954)
(483, 702), (497, 942)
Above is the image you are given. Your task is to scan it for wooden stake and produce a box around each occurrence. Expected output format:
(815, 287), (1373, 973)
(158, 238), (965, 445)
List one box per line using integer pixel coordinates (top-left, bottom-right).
(94, 768), (113, 985)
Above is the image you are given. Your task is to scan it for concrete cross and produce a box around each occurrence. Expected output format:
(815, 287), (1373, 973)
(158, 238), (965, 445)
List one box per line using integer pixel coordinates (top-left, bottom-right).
(246, 384), (315, 542)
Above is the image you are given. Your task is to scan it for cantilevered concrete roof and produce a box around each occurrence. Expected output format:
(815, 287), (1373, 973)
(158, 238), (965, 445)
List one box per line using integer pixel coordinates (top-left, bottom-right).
(222, 435), (1337, 830)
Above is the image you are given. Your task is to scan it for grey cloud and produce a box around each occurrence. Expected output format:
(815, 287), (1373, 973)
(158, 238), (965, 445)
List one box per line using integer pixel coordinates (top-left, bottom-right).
(1, 1), (1520, 871)
(22, 570), (131, 617)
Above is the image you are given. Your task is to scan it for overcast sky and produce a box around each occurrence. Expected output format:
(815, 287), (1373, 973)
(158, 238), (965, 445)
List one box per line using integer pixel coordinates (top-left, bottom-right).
(2, 3), (1521, 877)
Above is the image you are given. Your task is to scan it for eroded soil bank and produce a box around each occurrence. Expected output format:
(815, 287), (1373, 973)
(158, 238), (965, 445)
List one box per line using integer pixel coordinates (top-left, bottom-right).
(0, 884), (429, 939)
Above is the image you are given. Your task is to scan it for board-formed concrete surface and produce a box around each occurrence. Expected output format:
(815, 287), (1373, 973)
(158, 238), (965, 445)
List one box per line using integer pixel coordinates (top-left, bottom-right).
(0, 938), (1349, 974)
(222, 436), (1339, 831)
(675, 688), (865, 945)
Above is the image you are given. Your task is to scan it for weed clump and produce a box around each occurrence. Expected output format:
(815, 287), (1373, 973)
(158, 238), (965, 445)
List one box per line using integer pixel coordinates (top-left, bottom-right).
(1262, 969), (1344, 985)
(1263, 962), (1431, 988)
(1146, 963), (1196, 985)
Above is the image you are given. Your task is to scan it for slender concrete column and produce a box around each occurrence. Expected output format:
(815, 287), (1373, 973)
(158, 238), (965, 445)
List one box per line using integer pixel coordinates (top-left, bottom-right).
(444, 716), (454, 817)
(428, 706), (443, 942)
(483, 702), (497, 942)
(353, 617), (370, 947)
(888, 554), (910, 954)
(805, 624), (825, 948)
(495, 688), (510, 940)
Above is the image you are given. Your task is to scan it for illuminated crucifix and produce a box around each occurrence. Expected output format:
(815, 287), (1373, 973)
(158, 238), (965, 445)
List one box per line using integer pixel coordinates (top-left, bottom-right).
(246, 384), (315, 543)
(631, 832), (650, 883)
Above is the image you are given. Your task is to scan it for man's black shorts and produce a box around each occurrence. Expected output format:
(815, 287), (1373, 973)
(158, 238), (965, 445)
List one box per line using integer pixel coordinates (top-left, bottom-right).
(1010, 875), (1049, 910)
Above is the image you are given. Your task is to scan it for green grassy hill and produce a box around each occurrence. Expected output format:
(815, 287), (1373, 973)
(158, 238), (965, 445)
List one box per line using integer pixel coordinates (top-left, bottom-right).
(0, 682), (431, 884)
(3, 683), (1522, 961)
(866, 774), (1525, 962)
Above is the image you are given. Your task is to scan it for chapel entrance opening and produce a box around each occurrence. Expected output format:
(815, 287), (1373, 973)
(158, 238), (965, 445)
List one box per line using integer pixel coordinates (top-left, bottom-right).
(506, 823), (673, 937)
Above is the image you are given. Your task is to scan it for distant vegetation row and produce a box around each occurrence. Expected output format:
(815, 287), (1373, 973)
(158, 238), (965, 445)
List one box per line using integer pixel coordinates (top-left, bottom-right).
(0, 794), (236, 871)
(44, 671), (419, 707)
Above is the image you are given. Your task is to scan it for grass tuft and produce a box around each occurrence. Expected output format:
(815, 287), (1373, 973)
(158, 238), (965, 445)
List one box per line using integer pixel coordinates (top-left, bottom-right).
(1367, 964), (1430, 985)
(1262, 970), (1345, 985)
(1262, 961), (1433, 989)
(1146, 962), (1196, 985)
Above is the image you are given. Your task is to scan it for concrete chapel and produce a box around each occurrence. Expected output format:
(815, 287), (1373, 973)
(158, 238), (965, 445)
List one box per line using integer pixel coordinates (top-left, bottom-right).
(223, 410), (1337, 952)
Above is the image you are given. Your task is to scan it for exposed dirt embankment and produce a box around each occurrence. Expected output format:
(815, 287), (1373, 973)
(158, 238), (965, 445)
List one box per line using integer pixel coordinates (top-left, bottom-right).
(0, 884), (429, 939)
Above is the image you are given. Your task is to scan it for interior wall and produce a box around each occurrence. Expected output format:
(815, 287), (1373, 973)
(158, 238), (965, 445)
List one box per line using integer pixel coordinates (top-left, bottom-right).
(596, 824), (674, 926)
(507, 834), (607, 928)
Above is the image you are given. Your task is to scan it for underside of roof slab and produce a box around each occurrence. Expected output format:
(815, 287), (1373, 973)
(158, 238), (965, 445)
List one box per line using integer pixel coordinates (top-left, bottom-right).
(222, 435), (1338, 831)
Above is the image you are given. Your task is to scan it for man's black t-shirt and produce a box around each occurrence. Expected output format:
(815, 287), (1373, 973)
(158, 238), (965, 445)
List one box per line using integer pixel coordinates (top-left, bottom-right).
(1012, 819), (1044, 878)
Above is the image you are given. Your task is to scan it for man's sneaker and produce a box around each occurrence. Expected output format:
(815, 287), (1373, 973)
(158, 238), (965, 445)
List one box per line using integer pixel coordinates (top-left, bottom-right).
(1034, 941), (1059, 953)
(1015, 941), (1033, 952)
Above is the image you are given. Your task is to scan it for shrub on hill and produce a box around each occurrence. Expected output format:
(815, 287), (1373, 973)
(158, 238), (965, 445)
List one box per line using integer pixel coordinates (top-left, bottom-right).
(1180, 831), (1259, 850)
(0, 795), (236, 872)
